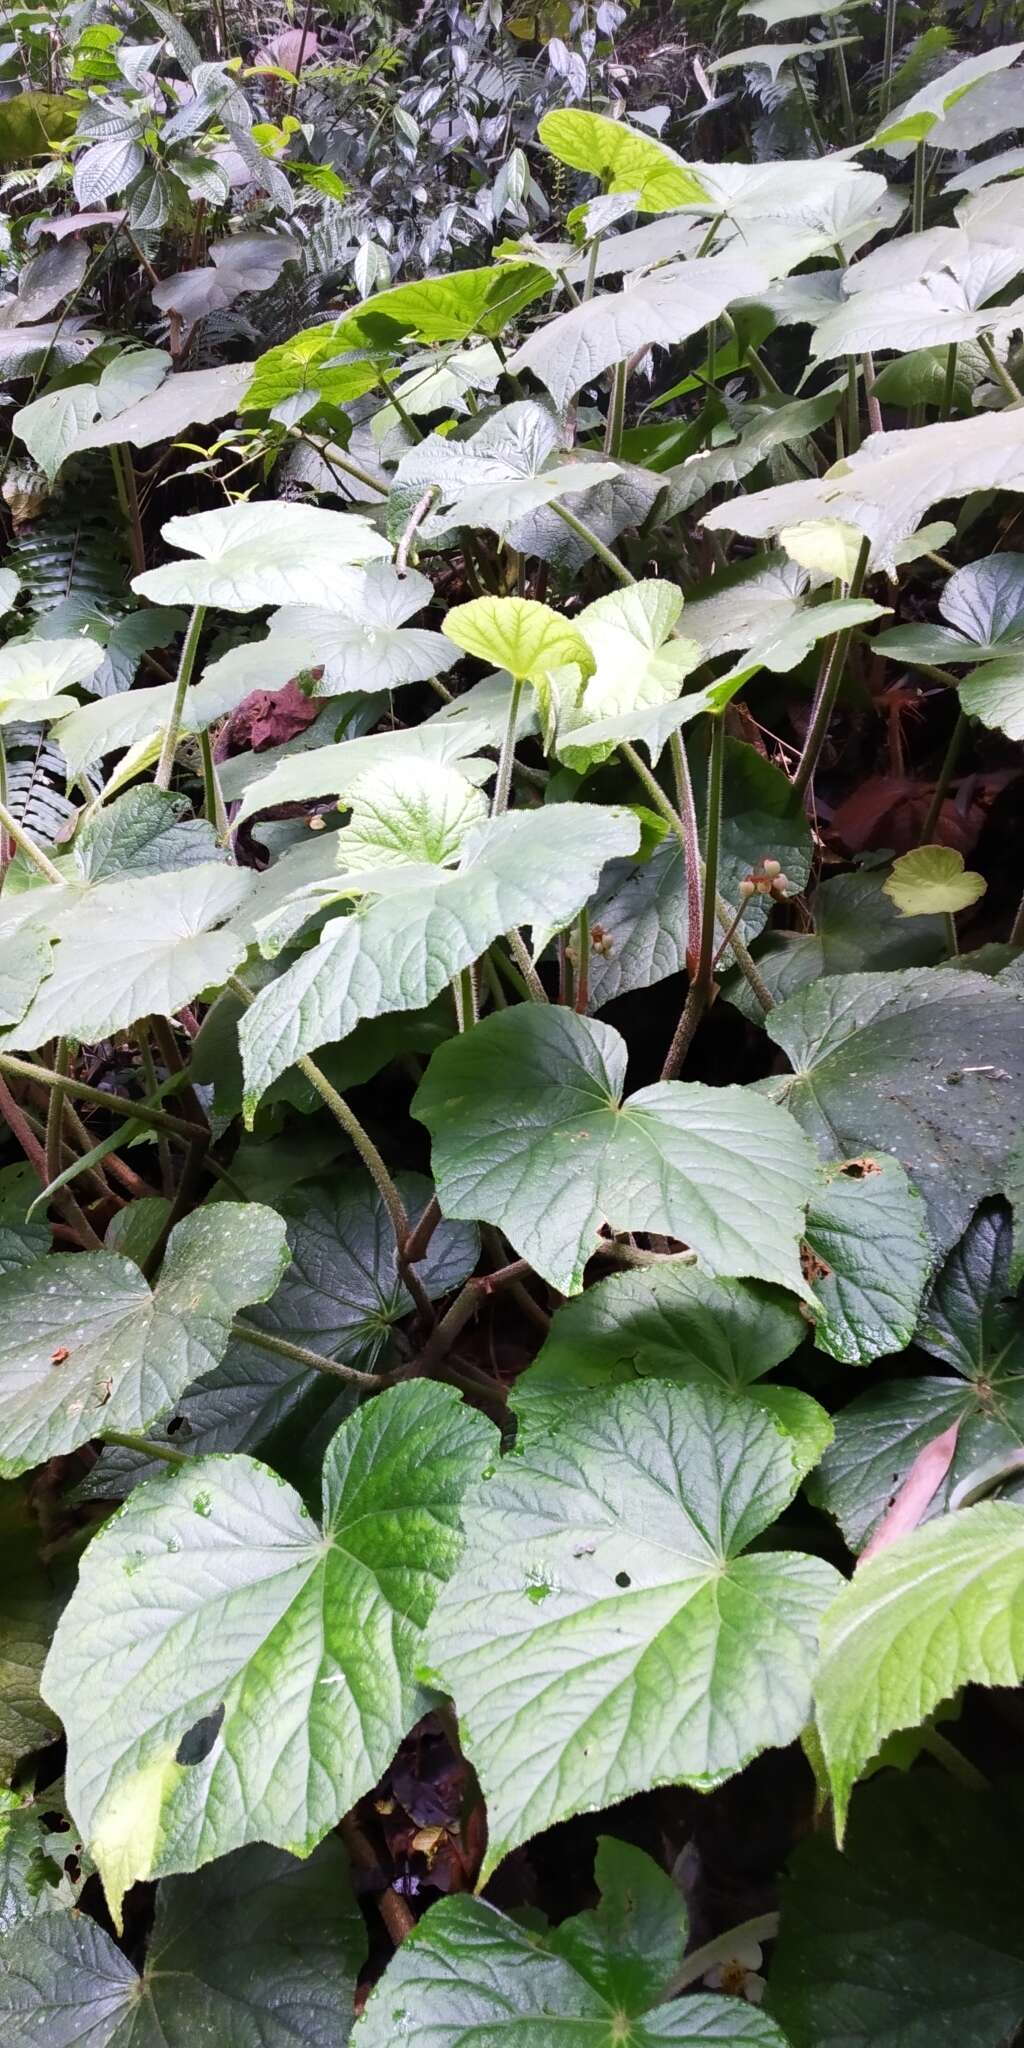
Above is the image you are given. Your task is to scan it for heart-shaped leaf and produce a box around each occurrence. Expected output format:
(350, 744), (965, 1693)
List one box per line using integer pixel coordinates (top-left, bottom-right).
(44, 1381), (496, 1920)
(0, 1839), (365, 2045)
(424, 1380), (841, 1881)
(132, 502), (390, 611)
(0, 1202), (288, 1474)
(416, 1005), (819, 1298)
(884, 846), (987, 917)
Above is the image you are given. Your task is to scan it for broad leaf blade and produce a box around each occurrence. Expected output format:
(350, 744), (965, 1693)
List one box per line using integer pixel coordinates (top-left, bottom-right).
(43, 1382), (495, 1918)
(415, 1006), (818, 1298)
(424, 1381), (841, 1881)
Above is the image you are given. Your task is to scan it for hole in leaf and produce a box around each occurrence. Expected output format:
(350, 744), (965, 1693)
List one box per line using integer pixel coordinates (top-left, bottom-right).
(840, 1157), (881, 1179)
(615, 1570), (631, 1588)
(175, 1704), (225, 1766)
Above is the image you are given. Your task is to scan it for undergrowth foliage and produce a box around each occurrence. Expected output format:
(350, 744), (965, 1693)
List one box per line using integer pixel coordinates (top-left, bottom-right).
(2, 0), (1024, 2041)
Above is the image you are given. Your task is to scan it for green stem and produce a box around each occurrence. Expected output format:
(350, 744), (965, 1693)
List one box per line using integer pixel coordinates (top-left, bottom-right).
(793, 61), (825, 153)
(550, 503), (634, 585)
(492, 676), (524, 815)
(979, 332), (1024, 405)
(199, 730), (229, 837)
(940, 342), (959, 420)
(154, 604), (205, 790)
(0, 799), (63, 884)
(912, 141), (926, 234)
(718, 310), (787, 404)
(100, 1430), (190, 1468)
(919, 710), (967, 844)
(945, 910), (959, 957)
(226, 975), (435, 1323)
(44, 1038), (70, 1193)
(919, 1725), (990, 1793)
(835, 37), (855, 144)
(659, 1914), (781, 2003)
(0, 1053), (207, 1143)
(604, 359), (627, 457)
(880, 0), (898, 114)
(618, 743), (775, 1014)
(661, 714), (725, 1079)
(574, 905), (590, 1013)
(582, 233), (602, 300)
(846, 356), (861, 455)
(792, 534), (871, 801)
(231, 1319), (381, 1388)
(670, 728), (703, 976)
(506, 926), (549, 1002)
(302, 435), (388, 497)
(456, 964), (479, 1029)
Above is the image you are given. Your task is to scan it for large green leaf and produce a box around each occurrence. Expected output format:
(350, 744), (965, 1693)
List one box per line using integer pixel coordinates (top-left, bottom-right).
(702, 409), (1024, 573)
(203, 564), (458, 700)
(804, 1154), (933, 1365)
(354, 1849), (787, 2045)
(874, 550), (1024, 668)
(810, 1203), (1024, 1551)
(767, 1773), (1024, 2048)
(0, 638), (104, 725)
(813, 1500), (1024, 1831)
(762, 969), (1024, 1259)
(511, 1263), (828, 1471)
(539, 109), (710, 212)
(415, 1006), (819, 1298)
(132, 503), (390, 611)
(958, 654), (1024, 740)
(44, 1382), (495, 1918)
(517, 1264), (805, 1414)
(662, 392), (841, 514)
(508, 258), (766, 410)
(232, 717), (495, 829)
(336, 759), (488, 870)
(442, 594), (594, 681)
(80, 1170), (478, 1499)
(0, 1838), (365, 2045)
(239, 805), (638, 1113)
(0, 863), (254, 1046)
(0, 1785), (86, 1934)
(0, 1167), (50, 1280)
(424, 1380), (841, 1882)
(392, 399), (619, 539)
(0, 1202), (289, 1474)
(0, 1486), (62, 1779)
(71, 361), (254, 452)
(871, 43), (1024, 148)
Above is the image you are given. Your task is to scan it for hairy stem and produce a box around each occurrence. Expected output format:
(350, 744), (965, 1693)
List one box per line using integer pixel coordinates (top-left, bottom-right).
(919, 710), (967, 844)
(100, 1430), (190, 1468)
(492, 676), (524, 815)
(154, 604), (206, 790)
(792, 533), (871, 801)
(231, 1319), (381, 1388)
(0, 798), (63, 883)
(227, 976), (435, 1324)
(661, 714), (725, 1079)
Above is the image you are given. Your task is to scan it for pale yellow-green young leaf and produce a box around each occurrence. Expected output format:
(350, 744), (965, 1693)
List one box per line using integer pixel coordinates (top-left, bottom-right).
(441, 595), (594, 684)
(538, 109), (709, 213)
(883, 846), (987, 918)
(778, 519), (866, 586)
